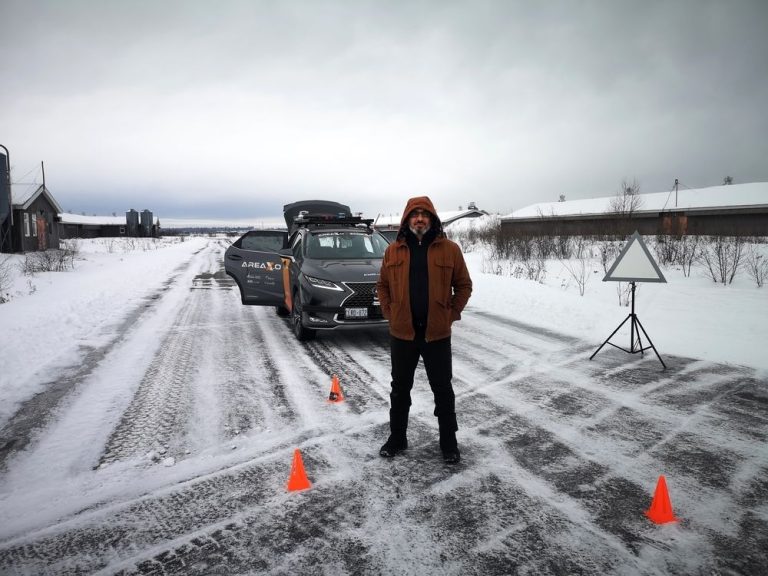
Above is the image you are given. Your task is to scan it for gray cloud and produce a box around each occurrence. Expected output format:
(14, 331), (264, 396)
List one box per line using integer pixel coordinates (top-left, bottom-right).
(2, 0), (766, 218)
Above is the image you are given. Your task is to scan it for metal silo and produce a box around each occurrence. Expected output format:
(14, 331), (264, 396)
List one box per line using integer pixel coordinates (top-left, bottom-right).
(140, 209), (153, 237)
(126, 209), (139, 237)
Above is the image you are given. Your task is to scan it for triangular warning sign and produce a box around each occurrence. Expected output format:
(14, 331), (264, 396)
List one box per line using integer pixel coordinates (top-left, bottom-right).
(604, 231), (666, 283)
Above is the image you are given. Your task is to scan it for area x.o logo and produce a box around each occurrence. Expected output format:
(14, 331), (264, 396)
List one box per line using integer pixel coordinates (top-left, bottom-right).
(242, 261), (282, 271)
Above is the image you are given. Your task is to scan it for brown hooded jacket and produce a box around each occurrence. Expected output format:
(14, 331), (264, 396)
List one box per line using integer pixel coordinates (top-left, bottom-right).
(376, 196), (473, 341)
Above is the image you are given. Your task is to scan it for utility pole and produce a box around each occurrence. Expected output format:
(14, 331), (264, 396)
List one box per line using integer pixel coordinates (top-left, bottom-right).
(674, 178), (678, 208)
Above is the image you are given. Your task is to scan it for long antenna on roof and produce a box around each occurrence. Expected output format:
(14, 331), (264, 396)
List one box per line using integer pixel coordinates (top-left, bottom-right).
(41, 161), (46, 191)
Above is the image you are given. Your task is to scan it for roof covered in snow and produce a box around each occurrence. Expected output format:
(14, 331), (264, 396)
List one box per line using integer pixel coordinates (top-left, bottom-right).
(60, 213), (160, 226)
(503, 182), (768, 220)
(60, 213), (128, 226)
(10, 184), (63, 213)
(374, 207), (487, 228)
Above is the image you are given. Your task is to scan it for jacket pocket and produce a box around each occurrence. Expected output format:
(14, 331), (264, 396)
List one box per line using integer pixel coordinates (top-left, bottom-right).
(434, 300), (453, 328)
(385, 259), (405, 302)
(434, 260), (454, 303)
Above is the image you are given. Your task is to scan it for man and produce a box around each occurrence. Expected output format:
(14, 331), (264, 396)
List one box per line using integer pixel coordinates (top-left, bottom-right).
(376, 196), (473, 464)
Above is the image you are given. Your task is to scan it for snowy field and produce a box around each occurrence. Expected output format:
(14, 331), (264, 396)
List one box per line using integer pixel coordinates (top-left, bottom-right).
(0, 234), (766, 575)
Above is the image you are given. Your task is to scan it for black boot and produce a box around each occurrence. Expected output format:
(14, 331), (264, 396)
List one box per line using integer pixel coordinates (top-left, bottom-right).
(379, 435), (408, 458)
(439, 416), (460, 464)
(442, 446), (461, 464)
(381, 400), (409, 458)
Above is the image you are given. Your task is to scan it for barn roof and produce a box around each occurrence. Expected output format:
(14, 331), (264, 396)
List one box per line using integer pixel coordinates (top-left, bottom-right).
(60, 213), (128, 226)
(374, 207), (487, 228)
(10, 184), (63, 213)
(504, 182), (768, 221)
(60, 213), (160, 226)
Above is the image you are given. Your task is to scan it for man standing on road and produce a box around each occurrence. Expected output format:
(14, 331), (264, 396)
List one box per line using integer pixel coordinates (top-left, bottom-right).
(376, 196), (473, 464)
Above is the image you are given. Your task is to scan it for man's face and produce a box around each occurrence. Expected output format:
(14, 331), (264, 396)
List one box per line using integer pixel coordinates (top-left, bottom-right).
(408, 209), (431, 238)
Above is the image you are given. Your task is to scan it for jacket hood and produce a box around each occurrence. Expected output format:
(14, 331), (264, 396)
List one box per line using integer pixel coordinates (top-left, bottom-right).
(398, 196), (443, 239)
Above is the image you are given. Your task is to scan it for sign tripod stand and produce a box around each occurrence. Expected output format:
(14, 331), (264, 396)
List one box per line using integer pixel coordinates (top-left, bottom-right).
(589, 231), (667, 369)
(589, 281), (666, 368)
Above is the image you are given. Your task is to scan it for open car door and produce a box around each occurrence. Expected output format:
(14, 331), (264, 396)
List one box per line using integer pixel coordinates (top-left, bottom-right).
(225, 230), (290, 306)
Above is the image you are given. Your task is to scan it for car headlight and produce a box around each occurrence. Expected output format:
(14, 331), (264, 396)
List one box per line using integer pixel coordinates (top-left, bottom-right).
(304, 275), (344, 291)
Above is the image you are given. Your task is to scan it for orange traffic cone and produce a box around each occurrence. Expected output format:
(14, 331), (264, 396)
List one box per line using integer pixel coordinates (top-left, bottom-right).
(645, 475), (678, 524)
(287, 449), (311, 492)
(328, 374), (344, 403)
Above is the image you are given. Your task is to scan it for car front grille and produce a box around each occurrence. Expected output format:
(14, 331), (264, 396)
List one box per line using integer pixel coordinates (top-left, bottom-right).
(341, 282), (383, 320)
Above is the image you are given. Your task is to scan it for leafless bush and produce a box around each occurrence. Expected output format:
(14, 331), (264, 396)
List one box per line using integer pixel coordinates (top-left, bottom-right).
(122, 238), (138, 252)
(522, 259), (547, 283)
(21, 249), (76, 274)
(481, 221), (539, 262)
(101, 239), (117, 253)
(446, 222), (486, 253)
(698, 236), (744, 284)
(654, 235), (679, 267)
(60, 239), (81, 264)
(480, 254), (504, 275)
(0, 255), (13, 303)
(553, 235), (573, 259)
(600, 241), (621, 274)
(744, 244), (767, 287)
(533, 235), (555, 259)
(571, 235), (589, 260)
(616, 282), (634, 307)
(559, 254), (592, 296)
(478, 219), (510, 259)
(676, 235), (700, 277)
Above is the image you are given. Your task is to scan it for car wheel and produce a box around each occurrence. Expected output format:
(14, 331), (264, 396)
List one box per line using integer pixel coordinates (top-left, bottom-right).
(275, 305), (290, 317)
(291, 291), (316, 341)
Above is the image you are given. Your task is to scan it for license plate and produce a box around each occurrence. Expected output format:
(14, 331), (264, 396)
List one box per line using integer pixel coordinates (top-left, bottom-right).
(346, 307), (368, 319)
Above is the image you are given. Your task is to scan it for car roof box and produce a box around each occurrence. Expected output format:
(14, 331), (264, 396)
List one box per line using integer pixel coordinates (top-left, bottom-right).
(283, 200), (352, 230)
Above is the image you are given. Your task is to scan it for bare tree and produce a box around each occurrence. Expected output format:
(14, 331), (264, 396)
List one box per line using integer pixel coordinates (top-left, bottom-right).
(609, 178), (644, 217)
(723, 176), (733, 185)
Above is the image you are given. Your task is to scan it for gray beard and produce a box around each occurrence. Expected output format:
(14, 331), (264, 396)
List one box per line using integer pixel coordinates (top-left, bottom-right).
(409, 224), (430, 238)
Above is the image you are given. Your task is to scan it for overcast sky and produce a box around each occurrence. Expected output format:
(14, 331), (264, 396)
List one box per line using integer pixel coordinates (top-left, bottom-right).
(2, 0), (767, 219)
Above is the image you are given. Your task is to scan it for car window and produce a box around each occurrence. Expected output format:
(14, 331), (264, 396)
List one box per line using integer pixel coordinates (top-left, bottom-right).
(240, 233), (285, 252)
(306, 231), (387, 259)
(378, 230), (399, 243)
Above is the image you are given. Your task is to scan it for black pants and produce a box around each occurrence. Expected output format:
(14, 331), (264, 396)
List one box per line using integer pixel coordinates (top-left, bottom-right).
(389, 332), (458, 450)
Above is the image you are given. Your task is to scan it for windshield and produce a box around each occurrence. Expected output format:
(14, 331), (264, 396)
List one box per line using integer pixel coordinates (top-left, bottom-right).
(306, 231), (388, 260)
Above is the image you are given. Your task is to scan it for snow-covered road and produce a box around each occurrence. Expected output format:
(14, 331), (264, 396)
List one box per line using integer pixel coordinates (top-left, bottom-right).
(0, 239), (766, 575)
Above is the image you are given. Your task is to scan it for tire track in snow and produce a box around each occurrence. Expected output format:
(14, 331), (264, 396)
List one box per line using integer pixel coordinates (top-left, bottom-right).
(0, 266), (191, 470)
(96, 242), (225, 466)
(98, 280), (206, 465)
(299, 335), (391, 415)
(205, 271), (301, 441)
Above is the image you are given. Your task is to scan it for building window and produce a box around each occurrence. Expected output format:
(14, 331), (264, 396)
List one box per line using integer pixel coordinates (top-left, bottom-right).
(31, 214), (38, 237)
(120, 226), (126, 235)
(24, 213), (30, 237)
